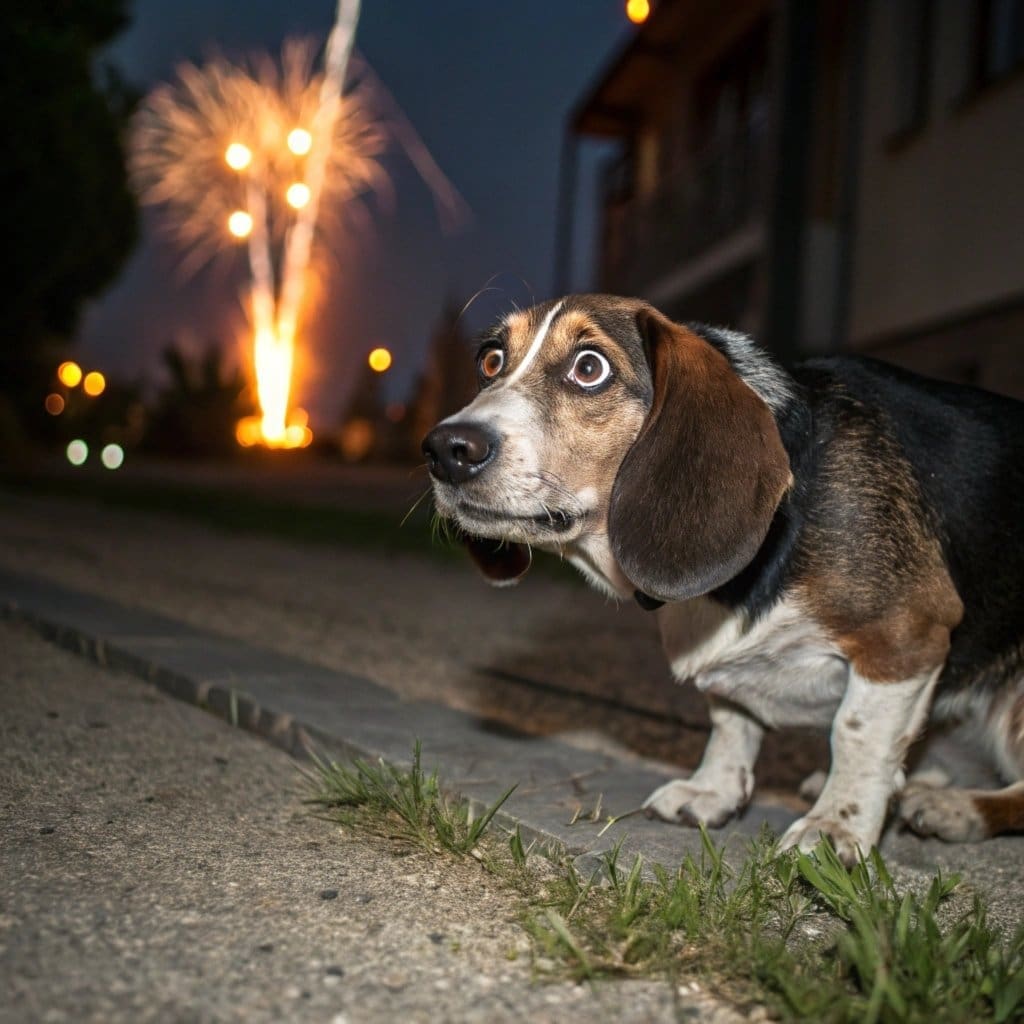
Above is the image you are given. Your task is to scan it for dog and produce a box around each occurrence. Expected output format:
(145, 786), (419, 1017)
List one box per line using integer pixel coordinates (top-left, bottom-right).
(422, 294), (1024, 863)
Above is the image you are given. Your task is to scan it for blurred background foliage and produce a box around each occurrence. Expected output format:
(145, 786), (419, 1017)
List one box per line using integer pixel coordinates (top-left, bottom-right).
(1, 1), (138, 445)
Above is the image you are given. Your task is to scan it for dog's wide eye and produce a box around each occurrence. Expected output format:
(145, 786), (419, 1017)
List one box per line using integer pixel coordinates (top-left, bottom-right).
(568, 349), (611, 389)
(478, 347), (504, 381)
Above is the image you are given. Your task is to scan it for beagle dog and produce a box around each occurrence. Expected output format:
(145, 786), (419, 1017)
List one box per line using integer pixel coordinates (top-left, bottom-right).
(422, 294), (1024, 863)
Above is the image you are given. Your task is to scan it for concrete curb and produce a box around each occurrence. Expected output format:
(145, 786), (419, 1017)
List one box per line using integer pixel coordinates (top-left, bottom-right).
(0, 567), (800, 870)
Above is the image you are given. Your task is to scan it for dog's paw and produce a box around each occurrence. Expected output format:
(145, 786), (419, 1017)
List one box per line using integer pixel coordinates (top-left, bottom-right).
(898, 786), (987, 842)
(779, 815), (870, 866)
(643, 779), (742, 828)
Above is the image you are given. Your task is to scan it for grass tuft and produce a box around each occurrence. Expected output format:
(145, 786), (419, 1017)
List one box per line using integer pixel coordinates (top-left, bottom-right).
(304, 740), (516, 857)
(304, 743), (1024, 1022)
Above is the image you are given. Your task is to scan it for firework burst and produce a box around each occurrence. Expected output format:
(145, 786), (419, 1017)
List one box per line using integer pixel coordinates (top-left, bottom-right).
(131, 0), (392, 449)
(132, 42), (385, 269)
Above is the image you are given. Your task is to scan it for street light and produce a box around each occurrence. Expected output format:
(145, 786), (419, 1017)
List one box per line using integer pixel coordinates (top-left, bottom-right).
(225, 142), (252, 170)
(101, 443), (125, 470)
(57, 361), (82, 388)
(66, 439), (88, 466)
(626, 0), (650, 24)
(368, 347), (392, 372)
(83, 371), (106, 397)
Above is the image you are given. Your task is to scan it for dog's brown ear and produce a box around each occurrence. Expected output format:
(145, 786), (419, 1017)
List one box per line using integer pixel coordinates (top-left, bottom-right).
(462, 534), (532, 587)
(608, 307), (791, 603)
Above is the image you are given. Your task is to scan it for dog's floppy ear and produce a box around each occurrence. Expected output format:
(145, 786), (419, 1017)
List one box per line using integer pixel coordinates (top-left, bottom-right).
(608, 307), (791, 603)
(462, 533), (532, 587)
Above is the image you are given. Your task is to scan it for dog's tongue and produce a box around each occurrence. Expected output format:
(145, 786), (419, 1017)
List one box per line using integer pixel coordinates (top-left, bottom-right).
(462, 534), (532, 586)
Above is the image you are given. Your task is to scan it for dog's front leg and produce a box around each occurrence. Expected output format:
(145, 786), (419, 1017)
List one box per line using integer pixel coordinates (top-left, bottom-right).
(780, 667), (939, 864)
(644, 697), (762, 827)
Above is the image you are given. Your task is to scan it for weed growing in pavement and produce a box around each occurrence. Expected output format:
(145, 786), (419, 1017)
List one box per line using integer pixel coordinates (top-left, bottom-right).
(305, 743), (1024, 1022)
(304, 740), (515, 857)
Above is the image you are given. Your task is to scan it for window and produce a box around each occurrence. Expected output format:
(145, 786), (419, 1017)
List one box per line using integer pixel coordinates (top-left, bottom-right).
(890, 0), (935, 140)
(974, 0), (1024, 85)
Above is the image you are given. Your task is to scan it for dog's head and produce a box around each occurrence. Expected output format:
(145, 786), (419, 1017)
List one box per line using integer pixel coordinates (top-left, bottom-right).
(422, 294), (793, 603)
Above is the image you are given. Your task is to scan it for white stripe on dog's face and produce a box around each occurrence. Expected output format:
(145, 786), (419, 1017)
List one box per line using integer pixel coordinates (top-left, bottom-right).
(496, 300), (563, 390)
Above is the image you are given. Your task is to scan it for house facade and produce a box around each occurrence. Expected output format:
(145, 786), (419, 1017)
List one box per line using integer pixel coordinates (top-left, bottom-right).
(560, 0), (1024, 393)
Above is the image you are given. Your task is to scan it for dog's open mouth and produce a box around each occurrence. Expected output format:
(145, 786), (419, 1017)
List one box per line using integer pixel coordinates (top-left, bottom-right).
(456, 501), (578, 534)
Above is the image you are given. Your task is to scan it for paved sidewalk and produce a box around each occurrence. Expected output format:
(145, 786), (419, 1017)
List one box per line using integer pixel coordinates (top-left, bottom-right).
(1, 620), (739, 1024)
(3, 565), (1023, 920)
(2, 488), (1023, 1021)
(0, 567), (795, 872)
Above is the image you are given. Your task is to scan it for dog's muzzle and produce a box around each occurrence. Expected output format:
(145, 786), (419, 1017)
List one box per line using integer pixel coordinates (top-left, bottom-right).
(422, 422), (499, 485)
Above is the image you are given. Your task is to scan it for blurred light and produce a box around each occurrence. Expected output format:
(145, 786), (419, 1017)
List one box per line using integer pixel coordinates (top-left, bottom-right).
(225, 142), (252, 170)
(57, 361), (82, 388)
(339, 418), (374, 461)
(284, 424), (314, 448)
(626, 0), (650, 23)
(368, 347), (392, 372)
(45, 393), (65, 416)
(287, 128), (312, 155)
(235, 416), (262, 448)
(66, 439), (88, 466)
(100, 443), (125, 470)
(286, 182), (311, 209)
(228, 210), (253, 238)
(83, 371), (106, 397)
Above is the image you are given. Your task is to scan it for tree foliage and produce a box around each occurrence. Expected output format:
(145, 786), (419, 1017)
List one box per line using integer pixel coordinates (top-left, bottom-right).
(1, 2), (138, 415)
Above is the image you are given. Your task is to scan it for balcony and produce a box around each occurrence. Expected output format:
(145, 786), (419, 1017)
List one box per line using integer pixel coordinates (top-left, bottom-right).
(601, 128), (769, 296)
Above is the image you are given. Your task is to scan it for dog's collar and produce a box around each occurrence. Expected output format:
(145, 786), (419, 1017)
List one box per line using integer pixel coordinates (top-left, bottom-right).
(634, 590), (664, 611)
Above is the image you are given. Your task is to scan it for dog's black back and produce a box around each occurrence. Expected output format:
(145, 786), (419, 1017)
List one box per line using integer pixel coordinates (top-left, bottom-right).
(794, 356), (1024, 701)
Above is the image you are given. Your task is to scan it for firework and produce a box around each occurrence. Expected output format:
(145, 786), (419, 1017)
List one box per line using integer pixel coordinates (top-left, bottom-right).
(131, 0), (384, 448)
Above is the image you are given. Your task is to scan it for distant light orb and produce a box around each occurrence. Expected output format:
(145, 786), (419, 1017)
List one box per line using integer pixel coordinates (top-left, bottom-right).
(368, 347), (392, 372)
(235, 416), (262, 447)
(83, 371), (106, 397)
(287, 128), (313, 156)
(100, 443), (125, 470)
(286, 182), (311, 209)
(228, 210), (253, 238)
(58, 361), (82, 388)
(225, 142), (252, 170)
(45, 393), (65, 416)
(66, 439), (88, 466)
(626, 0), (650, 24)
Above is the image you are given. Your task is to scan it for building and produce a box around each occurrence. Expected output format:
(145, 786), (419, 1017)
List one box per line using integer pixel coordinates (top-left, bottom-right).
(560, 0), (1024, 394)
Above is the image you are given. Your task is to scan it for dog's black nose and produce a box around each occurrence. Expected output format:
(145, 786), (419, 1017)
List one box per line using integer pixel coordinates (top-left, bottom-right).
(422, 423), (498, 484)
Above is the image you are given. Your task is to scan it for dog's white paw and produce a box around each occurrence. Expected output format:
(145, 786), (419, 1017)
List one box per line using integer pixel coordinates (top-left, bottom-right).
(643, 779), (743, 828)
(779, 815), (870, 866)
(898, 786), (987, 842)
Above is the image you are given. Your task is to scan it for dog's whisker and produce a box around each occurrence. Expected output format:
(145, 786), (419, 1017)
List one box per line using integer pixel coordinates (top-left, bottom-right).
(400, 487), (433, 529)
(457, 276), (504, 328)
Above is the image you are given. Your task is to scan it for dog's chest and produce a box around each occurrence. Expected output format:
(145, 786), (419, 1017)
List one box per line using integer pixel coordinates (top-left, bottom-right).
(657, 597), (849, 728)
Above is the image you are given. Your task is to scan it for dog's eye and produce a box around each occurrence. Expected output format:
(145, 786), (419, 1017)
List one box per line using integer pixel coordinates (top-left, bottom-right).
(568, 350), (611, 389)
(478, 347), (505, 381)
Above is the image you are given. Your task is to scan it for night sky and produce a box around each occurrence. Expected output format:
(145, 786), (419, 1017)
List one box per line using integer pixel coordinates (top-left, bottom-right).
(83, 1), (629, 425)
